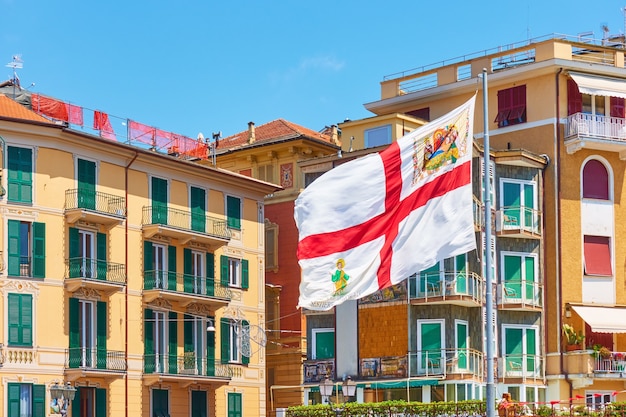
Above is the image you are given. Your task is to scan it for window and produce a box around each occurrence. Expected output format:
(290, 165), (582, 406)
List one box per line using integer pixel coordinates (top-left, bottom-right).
(419, 261), (442, 294)
(69, 299), (107, 369)
(364, 125), (391, 148)
(503, 326), (538, 375)
(500, 179), (537, 231)
(586, 392), (613, 410)
(151, 177), (168, 224)
(7, 220), (45, 278)
(220, 256), (249, 289)
(454, 320), (469, 371)
(583, 235), (612, 276)
(417, 320), (444, 372)
(406, 107), (430, 121)
(152, 389), (170, 417)
(304, 171), (326, 187)
(227, 392), (242, 417)
(257, 164), (274, 183)
(265, 220), (278, 270)
(495, 85), (526, 127)
(190, 186), (206, 233)
(191, 391), (207, 417)
(312, 328), (334, 359)
(144, 310), (176, 374)
(7, 383), (45, 417)
(8, 293), (32, 347)
(184, 249), (211, 295)
(68, 228), (107, 279)
(184, 314), (207, 374)
(221, 318), (249, 364)
(77, 158), (96, 210)
(582, 159), (609, 200)
(501, 252), (537, 301)
(143, 242), (175, 291)
(226, 195), (241, 230)
(72, 387), (107, 417)
(7, 146), (33, 204)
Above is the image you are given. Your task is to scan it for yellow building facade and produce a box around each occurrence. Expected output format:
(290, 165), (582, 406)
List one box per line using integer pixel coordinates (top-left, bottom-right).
(0, 95), (277, 417)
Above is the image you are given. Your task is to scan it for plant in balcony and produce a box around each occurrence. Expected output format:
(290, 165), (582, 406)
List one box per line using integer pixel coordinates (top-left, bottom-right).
(562, 324), (585, 350)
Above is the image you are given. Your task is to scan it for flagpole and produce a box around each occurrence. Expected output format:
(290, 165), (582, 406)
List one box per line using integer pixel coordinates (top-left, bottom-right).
(482, 68), (496, 417)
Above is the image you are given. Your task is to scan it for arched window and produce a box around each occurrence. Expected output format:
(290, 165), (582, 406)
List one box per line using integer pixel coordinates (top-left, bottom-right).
(582, 159), (609, 200)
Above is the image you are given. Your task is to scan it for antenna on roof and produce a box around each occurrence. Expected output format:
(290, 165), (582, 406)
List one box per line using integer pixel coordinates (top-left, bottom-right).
(5, 54), (23, 99)
(211, 131), (222, 166)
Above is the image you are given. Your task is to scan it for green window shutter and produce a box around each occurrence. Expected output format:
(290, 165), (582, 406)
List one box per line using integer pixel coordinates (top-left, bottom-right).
(168, 312), (178, 374)
(97, 232), (107, 280)
(31, 222), (45, 278)
(191, 390), (207, 417)
(7, 220), (20, 276)
(168, 245), (177, 290)
(315, 331), (335, 359)
(207, 317), (215, 375)
(241, 259), (249, 289)
(220, 318), (230, 363)
(226, 196), (241, 229)
(7, 383), (20, 417)
(32, 384), (45, 417)
(184, 248), (193, 293)
(69, 298), (80, 368)
(143, 241), (153, 289)
(77, 159), (96, 210)
(220, 255), (228, 287)
(72, 388), (81, 417)
(190, 186), (206, 232)
(151, 177), (168, 224)
(7, 146), (32, 203)
(95, 388), (107, 417)
(524, 256), (536, 301)
(68, 227), (80, 278)
(206, 253), (215, 296)
(242, 319), (250, 365)
(184, 314), (193, 353)
(8, 294), (32, 347)
(144, 309), (154, 373)
(97, 301), (107, 369)
(228, 393), (242, 417)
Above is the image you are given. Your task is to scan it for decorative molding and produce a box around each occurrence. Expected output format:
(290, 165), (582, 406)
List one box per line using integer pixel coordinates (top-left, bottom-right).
(186, 304), (213, 316)
(73, 287), (101, 300)
(222, 247), (243, 257)
(0, 279), (40, 295)
(148, 298), (173, 310)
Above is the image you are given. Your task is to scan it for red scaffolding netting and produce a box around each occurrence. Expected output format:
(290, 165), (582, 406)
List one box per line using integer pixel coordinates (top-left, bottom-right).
(128, 120), (207, 158)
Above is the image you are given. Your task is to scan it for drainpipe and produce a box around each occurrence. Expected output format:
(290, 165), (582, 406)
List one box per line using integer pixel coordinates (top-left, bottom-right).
(124, 151), (139, 417)
(554, 67), (572, 398)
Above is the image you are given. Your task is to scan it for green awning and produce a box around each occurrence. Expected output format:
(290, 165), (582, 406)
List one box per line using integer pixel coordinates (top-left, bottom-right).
(368, 379), (438, 389)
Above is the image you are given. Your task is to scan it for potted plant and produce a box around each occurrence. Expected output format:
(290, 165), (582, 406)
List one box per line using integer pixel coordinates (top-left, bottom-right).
(563, 324), (585, 351)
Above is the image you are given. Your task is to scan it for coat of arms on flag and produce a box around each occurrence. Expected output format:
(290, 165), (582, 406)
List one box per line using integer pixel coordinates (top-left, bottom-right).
(295, 95), (477, 311)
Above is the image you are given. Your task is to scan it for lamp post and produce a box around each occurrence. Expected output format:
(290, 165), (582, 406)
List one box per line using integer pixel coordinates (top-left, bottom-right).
(319, 376), (357, 417)
(50, 381), (77, 412)
(319, 376), (335, 404)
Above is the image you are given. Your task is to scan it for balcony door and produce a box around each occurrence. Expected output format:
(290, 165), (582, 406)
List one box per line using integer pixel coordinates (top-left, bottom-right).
(503, 326), (537, 375)
(153, 244), (167, 289)
(151, 177), (168, 224)
(502, 252), (537, 302)
(417, 320), (444, 373)
(77, 159), (96, 210)
(501, 180), (536, 231)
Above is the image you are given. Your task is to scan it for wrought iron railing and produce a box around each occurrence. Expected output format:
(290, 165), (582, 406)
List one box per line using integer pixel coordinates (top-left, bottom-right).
(65, 257), (126, 285)
(142, 206), (231, 240)
(143, 270), (231, 300)
(66, 348), (126, 371)
(65, 189), (126, 217)
(143, 354), (233, 378)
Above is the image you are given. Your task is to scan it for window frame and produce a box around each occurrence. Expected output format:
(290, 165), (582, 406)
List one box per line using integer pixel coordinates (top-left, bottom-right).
(7, 219), (45, 278)
(495, 85), (527, 127)
(257, 163), (275, 183)
(312, 327), (335, 360)
(582, 159), (610, 200)
(7, 145), (33, 204)
(226, 195), (242, 230)
(7, 293), (33, 347)
(265, 220), (278, 271)
(364, 124), (392, 148)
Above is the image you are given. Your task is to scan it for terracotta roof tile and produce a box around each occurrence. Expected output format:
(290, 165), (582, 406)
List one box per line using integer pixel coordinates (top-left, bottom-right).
(0, 94), (50, 123)
(217, 119), (334, 150)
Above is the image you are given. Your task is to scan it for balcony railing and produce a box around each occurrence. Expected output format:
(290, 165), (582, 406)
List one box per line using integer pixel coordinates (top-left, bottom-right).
(143, 270), (232, 301)
(496, 206), (541, 237)
(142, 206), (231, 241)
(8, 256), (32, 277)
(143, 354), (233, 378)
(593, 351), (626, 374)
(65, 189), (126, 217)
(498, 280), (543, 309)
(473, 196), (484, 231)
(409, 272), (484, 304)
(303, 359), (335, 383)
(66, 348), (126, 371)
(566, 112), (626, 141)
(65, 257), (126, 285)
(408, 348), (484, 379)
(500, 354), (544, 381)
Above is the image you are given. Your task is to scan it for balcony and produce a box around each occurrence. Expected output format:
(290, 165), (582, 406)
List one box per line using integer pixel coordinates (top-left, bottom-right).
(143, 354), (233, 386)
(64, 258), (126, 294)
(497, 280), (543, 311)
(499, 354), (544, 383)
(143, 270), (231, 307)
(565, 113), (626, 158)
(409, 272), (484, 307)
(496, 207), (541, 238)
(64, 189), (126, 228)
(303, 359), (335, 383)
(407, 348), (484, 380)
(473, 196), (485, 232)
(142, 206), (231, 246)
(64, 348), (126, 381)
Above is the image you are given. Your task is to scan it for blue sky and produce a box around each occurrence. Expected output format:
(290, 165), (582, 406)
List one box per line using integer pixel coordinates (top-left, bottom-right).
(3, 1), (626, 140)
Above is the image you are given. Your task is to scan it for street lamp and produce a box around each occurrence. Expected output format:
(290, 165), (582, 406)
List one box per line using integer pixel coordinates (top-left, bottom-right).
(49, 381), (76, 409)
(341, 376), (356, 399)
(319, 376), (335, 402)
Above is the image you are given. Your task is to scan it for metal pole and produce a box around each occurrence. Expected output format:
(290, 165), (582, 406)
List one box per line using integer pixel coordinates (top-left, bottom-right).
(483, 68), (496, 417)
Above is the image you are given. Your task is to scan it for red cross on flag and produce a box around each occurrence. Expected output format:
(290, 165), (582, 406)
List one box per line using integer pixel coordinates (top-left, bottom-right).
(295, 95), (477, 311)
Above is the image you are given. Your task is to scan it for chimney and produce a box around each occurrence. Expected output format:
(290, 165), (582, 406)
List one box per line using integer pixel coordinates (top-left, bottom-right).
(248, 121), (256, 144)
(330, 125), (341, 146)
